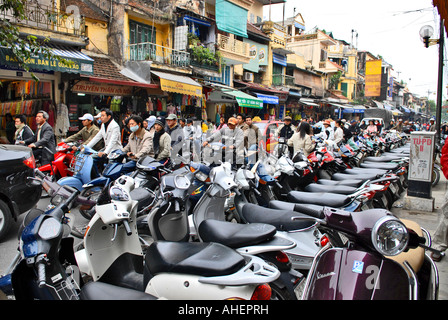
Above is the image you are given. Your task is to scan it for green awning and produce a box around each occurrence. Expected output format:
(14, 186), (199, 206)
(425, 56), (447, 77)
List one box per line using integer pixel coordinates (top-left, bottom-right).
(223, 89), (263, 109)
(0, 45), (94, 75)
(215, 0), (248, 38)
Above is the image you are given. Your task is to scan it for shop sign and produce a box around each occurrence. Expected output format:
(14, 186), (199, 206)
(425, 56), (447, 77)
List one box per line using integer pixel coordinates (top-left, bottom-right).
(72, 81), (133, 96)
(365, 59), (382, 97)
(409, 132), (435, 182)
(0, 47), (94, 75)
(243, 39), (268, 73)
(160, 79), (202, 97)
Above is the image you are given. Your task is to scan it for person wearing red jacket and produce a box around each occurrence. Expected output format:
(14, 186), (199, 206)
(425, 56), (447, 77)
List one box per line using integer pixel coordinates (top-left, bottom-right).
(432, 137), (448, 261)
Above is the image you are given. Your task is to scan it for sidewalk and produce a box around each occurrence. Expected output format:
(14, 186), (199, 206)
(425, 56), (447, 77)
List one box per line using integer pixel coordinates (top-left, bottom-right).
(391, 173), (448, 300)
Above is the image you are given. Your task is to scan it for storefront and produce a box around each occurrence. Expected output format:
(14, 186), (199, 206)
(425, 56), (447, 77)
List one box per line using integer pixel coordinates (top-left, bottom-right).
(64, 56), (162, 139)
(0, 45), (94, 141)
(205, 82), (263, 123)
(150, 70), (205, 120)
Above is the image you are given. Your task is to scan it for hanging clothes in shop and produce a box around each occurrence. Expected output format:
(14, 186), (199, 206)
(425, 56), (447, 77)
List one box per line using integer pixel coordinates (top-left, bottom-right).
(54, 103), (70, 137)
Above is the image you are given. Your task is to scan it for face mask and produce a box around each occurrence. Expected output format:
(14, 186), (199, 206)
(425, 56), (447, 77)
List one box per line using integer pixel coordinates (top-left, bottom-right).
(130, 125), (139, 132)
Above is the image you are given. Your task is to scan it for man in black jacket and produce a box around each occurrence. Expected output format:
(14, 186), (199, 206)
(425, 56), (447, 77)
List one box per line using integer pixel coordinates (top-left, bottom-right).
(20, 110), (56, 165)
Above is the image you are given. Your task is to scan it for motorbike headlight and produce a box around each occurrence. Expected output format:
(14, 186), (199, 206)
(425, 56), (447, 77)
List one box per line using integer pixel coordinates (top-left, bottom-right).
(109, 186), (130, 201)
(371, 216), (409, 256)
(195, 171), (208, 182)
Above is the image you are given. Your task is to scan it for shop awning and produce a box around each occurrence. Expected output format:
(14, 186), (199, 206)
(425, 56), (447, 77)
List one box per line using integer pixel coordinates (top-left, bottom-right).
(215, 0), (248, 38)
(0, 45), (94, 75)
(224, 90), (263, 109)
(151, 70), (202, 97)
(351, 105), (366, 113)
(255, 93), (279, 105)
(299, 98), (319, 107)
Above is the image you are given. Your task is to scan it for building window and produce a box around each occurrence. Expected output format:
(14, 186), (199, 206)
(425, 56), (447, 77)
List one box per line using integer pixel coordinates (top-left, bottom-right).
(129, 20), (155, 44)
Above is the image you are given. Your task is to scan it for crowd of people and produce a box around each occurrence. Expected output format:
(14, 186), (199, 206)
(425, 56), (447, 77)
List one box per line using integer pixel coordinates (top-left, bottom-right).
(3, 107), (445, 168)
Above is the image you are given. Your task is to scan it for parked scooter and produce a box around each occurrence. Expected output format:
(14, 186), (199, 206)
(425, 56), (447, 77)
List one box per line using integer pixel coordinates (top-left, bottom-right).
(0, 181), (157, 300)
(38, 141), (76, 179)
(57, 145), (103, 192)
(77, 149), (136, 219)
(189, 162), (301, 299)
(74, 174), (280, 300)
(300, 207), (440, 300)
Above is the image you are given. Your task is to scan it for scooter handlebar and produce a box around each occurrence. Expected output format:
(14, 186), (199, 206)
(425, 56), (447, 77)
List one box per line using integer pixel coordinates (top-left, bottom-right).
(36, 254), (47, 288)
(122, 220), (132, 236)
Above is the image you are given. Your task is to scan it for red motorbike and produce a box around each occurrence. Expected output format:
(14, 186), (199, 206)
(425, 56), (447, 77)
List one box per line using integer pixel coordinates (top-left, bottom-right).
(38, 142), (76, 179)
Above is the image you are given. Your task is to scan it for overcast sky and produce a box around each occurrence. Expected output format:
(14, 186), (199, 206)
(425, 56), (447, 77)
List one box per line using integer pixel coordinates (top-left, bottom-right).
(264, 0), (445, 100)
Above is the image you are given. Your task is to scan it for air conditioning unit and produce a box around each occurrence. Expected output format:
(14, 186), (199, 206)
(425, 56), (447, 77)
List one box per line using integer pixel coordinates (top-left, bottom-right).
(243, 72), (254, 82)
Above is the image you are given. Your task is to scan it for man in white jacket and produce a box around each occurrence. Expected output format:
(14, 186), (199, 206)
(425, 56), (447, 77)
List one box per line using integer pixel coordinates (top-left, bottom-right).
(87, 108), (122, 157)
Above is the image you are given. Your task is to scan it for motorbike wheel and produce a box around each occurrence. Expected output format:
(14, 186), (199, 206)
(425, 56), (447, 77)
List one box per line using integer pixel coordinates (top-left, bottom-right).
(432, 167), (440, 187)
(79, 186), (103, 220)
(0, 200), (12, 241)
(270, 282), (295, 300)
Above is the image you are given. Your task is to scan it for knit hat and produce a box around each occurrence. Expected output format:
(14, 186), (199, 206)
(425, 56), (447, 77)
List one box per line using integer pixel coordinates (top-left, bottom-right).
(154, 116), (166, 127)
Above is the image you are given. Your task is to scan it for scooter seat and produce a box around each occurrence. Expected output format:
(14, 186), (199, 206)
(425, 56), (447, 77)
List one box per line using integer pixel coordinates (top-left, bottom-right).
(198, 219), (276, 248)
(80, 281), (157, 300)
(269, 200), (325, 219)
(130, 187), (155, 211)
(241, 203), (316, 231)
(305, 183), (357, 195)
(360, 162), (400, 171)
(317, 179), (364, 188)
(363, 156), (404, 162)
(146, 241), (245, 277)
(287, 190), (351, 208)
(332, 172), (380, 182)
(343, 168), (388, 175)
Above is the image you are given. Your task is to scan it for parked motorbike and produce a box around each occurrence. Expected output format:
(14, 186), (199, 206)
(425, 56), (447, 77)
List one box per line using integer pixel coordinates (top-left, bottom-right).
(189, 162), (301, 299)
(57, 145), (103, 192)
(38, 141), (76, 179)
(0, 181), (157, 300)
(300, 207), (440, 300)
(77, 149), (136, 219)
(74, 174), (280, 300)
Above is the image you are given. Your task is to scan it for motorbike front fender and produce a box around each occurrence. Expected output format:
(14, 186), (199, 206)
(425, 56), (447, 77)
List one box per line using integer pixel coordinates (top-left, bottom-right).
(83, 176), (109, 188)
(57, 177), (84, 191)
(303, 248), (410, 300)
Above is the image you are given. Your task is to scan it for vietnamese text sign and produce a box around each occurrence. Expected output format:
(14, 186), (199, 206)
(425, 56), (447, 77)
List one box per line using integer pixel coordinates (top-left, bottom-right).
(365, 59), (382, 97)
(72, 81), (133, 96)
(409, 132), (435, 182)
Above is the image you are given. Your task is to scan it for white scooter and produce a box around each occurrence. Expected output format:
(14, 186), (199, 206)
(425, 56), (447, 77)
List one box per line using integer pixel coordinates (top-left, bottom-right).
(190, 162), (324, 273)
(74, 172), (280, 300)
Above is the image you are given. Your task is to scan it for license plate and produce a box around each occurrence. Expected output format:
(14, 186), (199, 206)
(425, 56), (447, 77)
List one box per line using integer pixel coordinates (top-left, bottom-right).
(389, 183), (396, 194)
(361, 204), (370, 211)
(381, 194), (388, 207)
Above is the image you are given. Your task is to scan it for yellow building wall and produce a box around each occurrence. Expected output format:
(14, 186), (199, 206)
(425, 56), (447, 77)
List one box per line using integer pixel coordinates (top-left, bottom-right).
(85, 19), (109, 54)
(123, 14), (172, 60)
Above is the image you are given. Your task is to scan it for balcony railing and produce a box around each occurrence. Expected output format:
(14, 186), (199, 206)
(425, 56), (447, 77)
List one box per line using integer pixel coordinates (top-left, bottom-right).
(187, 48), (220, 72)
(0, 2), (85, 36)
(217, 34), (249, 58)
(129, 42), (190, 68)
(272, 74), (295, 86)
